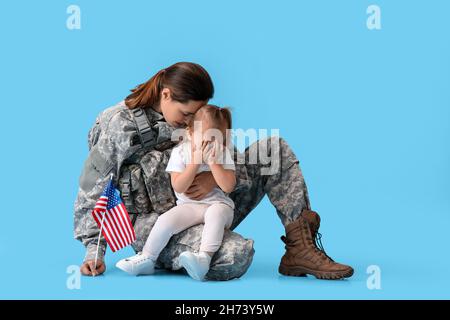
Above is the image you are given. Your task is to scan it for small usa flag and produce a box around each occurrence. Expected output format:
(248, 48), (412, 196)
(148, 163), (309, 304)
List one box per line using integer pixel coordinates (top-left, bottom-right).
(91, 179), (136, 252)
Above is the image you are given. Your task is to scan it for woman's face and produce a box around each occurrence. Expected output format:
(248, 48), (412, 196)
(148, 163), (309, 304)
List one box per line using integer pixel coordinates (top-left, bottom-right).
(156, 88), (207, 128)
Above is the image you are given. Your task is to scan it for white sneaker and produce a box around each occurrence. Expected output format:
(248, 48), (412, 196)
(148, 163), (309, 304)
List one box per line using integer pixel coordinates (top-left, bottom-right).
(179, 251), (211, 281)
(116, 252), (155, 276)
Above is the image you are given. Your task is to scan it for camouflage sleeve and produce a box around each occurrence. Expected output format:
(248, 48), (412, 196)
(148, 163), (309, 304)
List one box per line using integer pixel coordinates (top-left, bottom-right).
(74, 107), (134, 262)
(87, 113), (102, 151)
(74, 131), (117, 262)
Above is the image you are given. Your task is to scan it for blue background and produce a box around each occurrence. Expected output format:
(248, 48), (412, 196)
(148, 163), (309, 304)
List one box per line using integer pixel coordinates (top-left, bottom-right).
(0, 0), (449, 299)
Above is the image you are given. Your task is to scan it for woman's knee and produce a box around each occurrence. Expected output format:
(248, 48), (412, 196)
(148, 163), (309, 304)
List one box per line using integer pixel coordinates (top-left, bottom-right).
(263, 136), (291, 154)
(205, 232), (255, 281)
(260, 136), (298, 170)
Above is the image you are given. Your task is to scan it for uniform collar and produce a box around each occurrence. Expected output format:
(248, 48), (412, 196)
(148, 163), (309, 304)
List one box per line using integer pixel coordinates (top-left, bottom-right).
(120, 100), (165, 122)
(144, 106), (165, 122)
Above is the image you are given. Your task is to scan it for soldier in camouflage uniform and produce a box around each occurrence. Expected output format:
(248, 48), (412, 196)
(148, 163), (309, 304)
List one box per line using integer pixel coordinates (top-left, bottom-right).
(74, 62), (353, 280)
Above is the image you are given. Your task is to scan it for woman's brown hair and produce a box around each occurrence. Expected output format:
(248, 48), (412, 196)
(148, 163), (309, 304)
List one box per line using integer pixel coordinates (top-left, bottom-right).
(125, 62), (214, 109)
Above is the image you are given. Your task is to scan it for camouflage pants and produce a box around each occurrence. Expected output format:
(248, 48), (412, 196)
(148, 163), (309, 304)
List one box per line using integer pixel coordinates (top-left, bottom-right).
(131, 136), (311, 280)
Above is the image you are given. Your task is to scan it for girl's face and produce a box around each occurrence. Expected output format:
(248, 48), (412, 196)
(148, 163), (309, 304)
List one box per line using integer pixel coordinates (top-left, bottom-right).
(156, 88), (207, 128)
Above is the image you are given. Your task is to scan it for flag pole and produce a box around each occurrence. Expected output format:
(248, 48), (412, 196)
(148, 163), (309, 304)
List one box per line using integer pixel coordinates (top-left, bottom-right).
(93, 173), (114, 277)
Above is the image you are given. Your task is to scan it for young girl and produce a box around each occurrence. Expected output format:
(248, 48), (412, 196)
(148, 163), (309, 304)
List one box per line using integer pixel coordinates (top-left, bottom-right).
(116, 104), (236, 281)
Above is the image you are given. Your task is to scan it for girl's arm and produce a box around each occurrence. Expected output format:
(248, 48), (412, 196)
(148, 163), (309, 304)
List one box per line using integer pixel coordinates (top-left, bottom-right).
(170, 164), (200, 194)
(206, 140), (236, 193)
(209, 164), (236, 193)
(170, 139), (208, 194)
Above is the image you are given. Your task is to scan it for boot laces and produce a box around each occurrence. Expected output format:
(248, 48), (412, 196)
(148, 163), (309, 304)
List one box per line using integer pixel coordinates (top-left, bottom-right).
(314, 232), (334, 262)
(281, 222), (335, 263)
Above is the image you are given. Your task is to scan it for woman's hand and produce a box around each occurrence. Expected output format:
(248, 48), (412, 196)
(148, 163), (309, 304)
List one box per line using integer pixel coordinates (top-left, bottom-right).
(185, 171), (218, 200)
(80, 259), (106, 276)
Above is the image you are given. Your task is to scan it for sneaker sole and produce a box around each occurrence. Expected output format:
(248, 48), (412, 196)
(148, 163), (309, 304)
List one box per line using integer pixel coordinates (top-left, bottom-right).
(116, 261), (137, 275)
(278, 264), (354, 280)
(116, 260), (155, 276)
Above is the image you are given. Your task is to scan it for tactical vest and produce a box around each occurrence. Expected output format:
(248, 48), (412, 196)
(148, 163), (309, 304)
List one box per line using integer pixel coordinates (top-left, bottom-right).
(88, 107), (178, 222)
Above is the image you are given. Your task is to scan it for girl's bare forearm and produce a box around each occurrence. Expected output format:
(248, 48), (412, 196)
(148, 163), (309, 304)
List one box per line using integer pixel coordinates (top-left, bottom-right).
(171, 164), (200, 193)
(209, 164), (236, 193)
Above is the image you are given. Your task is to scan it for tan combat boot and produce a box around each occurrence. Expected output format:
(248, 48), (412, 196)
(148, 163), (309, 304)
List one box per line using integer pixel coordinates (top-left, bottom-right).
(279, 209), (354, 280)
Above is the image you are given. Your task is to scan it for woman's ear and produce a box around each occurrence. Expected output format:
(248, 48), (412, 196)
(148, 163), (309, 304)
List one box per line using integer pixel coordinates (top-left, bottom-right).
(161, 88), (171, 101)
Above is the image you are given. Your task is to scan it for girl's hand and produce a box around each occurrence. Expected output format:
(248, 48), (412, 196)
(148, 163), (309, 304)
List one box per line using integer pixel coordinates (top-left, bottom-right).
(202, 141), (214, 164)
(191, 139), (208, 165)
(204, 140), (223, 165)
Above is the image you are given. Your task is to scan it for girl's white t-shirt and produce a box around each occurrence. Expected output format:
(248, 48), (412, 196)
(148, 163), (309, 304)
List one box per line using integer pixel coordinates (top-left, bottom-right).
(165, 140), (235, 209)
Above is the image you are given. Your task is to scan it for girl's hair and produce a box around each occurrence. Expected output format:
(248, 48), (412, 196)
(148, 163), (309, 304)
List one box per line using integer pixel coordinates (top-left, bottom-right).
(188, 104), (232, 145)
(125, 62), (214, 109)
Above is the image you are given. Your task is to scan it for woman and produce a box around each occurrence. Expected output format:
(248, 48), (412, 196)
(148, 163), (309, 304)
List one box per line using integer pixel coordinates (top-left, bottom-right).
(74, 62), (353, 280)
